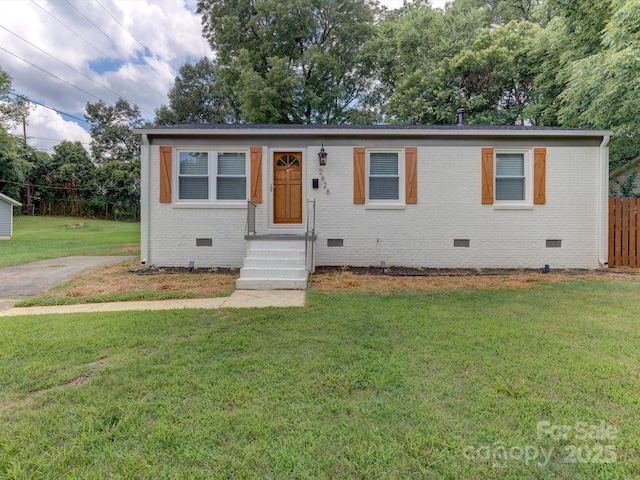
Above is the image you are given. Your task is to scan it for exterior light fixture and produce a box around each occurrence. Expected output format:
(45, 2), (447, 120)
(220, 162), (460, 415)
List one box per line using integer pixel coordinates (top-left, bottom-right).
(318, 144), (327, 166)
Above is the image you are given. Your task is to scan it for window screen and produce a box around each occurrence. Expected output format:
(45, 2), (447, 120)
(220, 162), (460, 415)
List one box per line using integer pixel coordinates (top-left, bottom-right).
(496, 153), (525, 201)
(369, 152), (399, 200)
(216, 152), (246, 200)
(179, 152), (209, 200)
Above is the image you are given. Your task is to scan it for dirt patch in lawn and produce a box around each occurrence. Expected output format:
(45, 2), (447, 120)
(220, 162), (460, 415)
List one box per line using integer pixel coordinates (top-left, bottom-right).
(310, 266), (640, 294)
(39, 260), (640, 301)
(39, 259), (237, 299)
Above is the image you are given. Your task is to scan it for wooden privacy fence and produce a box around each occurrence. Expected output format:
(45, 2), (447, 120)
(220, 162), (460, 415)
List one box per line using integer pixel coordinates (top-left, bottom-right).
(609, 198), (640, 268)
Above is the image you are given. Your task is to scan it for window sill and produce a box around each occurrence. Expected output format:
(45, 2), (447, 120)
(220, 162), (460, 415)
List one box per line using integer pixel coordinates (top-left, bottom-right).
(493, 204), (533, 210)
(172, 202), (248, 209)
(365, 203), (406, 210)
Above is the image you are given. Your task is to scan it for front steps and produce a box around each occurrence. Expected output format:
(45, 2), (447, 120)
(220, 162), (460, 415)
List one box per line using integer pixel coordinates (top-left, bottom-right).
(236, 238), (308, 290)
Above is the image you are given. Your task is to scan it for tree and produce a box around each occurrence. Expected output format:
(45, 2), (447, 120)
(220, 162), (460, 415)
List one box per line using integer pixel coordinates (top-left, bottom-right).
(196, 0), (378, 124)
(85, 98), (143, 164)
(0, 67), (30, 130)
(538, 0), (640, 168)
(0, 128), (22, 199)
(155, 57), (237, 125)
(370, 2), (540, 124)
(89, 159), (141, 219)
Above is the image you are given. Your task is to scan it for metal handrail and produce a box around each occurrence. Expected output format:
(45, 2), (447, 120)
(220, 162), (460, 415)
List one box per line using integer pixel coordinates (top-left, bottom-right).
(246, 200), (257, 236)
(305, 199), (317, 285)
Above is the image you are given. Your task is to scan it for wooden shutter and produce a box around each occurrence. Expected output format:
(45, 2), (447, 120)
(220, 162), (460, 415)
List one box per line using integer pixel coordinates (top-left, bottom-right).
(481, 147), (494, 204)
(250, 146), (262, 203)
(533, 147), (546, 205)
(405, 147), (418, 204)
(354, 147), (366, 204)
(159, 146), (172, 203)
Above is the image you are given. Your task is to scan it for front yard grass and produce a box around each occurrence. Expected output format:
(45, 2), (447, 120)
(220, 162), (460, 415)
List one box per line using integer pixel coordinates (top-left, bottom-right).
(1, 281), (639, 478)
(1, 216), (139, 268)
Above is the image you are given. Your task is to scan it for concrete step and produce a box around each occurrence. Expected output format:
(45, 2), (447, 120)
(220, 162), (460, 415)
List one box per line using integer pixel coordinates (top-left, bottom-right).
(236, 277), (308, 290)
(238, 238), (309, 290)
(243, 257), (305, 268)
(245, 249), (305, 260)
(245, 240), (306, 251)
(239, 267), (307, 280)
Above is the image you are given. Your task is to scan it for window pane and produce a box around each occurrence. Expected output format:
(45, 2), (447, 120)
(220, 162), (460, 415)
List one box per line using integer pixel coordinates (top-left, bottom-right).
(217, 177), (246, 200)
(179, 152), (208, 175)
(179, 177), (209, 200)
(496, 178), (525, 200)
(370, 152), (398, 176)
(370, 177), (399, 200)
(218, 152), (246, 175)
(496, 153), (524, 176)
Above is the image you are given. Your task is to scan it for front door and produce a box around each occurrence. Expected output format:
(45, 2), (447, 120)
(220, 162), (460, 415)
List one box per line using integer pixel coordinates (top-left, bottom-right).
(273, 151), (302, 224)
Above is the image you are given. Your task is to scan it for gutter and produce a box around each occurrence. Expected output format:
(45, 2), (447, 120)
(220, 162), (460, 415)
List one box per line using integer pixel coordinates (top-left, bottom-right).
(134, 127), (612, 139)
(140, 134), (150, 264)
(599, 134), (611, 267)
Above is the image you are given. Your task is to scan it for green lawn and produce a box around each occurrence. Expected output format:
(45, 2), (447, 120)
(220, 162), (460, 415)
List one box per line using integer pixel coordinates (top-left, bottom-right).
(1, 281), (639, 479)
(1, 216), (139, 268)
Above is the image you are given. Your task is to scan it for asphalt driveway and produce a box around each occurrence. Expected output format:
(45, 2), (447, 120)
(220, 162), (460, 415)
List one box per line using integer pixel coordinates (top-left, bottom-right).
(0, 256), (135, 304)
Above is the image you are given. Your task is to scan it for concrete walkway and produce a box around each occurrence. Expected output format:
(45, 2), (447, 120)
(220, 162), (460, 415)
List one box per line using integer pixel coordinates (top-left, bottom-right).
(0, 290), (306, 317)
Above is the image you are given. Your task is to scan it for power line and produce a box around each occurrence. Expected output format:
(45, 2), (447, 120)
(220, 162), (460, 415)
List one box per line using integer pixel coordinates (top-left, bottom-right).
(62, 0), (173, 93)
(28, 136), (91, 146)
(8, 91), (91, 124)
(30, 0), (169, 103)
(0, 24), (122, 102)
(0, 45), (104, 102)
(94, 0), (177, 81)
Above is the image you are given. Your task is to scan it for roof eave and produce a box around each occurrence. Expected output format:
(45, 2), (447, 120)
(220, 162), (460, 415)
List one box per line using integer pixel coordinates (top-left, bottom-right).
(0, 193), (22, 207)
(135, 127), (612, 138)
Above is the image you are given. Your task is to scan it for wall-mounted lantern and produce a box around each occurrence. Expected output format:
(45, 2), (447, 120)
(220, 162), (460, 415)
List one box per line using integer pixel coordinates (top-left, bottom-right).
(318, 143), (327, 166)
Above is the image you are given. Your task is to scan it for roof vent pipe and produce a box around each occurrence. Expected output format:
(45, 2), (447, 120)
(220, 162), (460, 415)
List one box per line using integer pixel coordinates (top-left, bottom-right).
(456, 108), (465, 126)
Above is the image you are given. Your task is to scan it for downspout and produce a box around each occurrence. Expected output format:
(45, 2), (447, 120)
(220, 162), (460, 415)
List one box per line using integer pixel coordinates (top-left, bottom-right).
(140, 134), (150, 264)
(598, 134), (610, 267)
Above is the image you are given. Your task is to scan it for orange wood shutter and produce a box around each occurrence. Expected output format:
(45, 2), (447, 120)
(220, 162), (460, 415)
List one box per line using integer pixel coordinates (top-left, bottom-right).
(354, 147), (366, 204)
(405, 147), (418, 204)
(481, 147), (494, 204)
(250, 146), (263, 203)
(533, 147), (546, 205)
(159, 146), (172, 203)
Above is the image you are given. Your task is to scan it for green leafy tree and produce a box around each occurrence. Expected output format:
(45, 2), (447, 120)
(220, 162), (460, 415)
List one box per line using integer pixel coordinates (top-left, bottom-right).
(155, 57), (237, 125)
(49, 141), (95, 201)
(85, 98), (142, 164)
(541, 0), (640, 168)
(196, 0), (377, 123)
(0, 67), (31, 130)
(90, 159), (141, 219)
(0, 128), (22, 199)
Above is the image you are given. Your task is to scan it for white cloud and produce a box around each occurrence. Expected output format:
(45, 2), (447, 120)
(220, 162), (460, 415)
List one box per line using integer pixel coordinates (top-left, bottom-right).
(10, 104), (92, 154)
(0, 0), (210, 151)
(0, 0), (448, 153)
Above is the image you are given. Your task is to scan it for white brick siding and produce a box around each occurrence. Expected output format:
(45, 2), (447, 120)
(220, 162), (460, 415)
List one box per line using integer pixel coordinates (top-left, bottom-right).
(145, 142), (604, 269)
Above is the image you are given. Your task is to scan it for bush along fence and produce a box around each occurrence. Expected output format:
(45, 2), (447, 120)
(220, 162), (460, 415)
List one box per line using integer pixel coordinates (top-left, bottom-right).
(18, 199), (139, 221)
(609, 197), (640, 268)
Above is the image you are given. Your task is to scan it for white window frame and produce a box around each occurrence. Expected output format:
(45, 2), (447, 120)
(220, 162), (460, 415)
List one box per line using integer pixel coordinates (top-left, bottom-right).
(365, 148), (405, 207)
(494, 149), (532, 206)
(175, 147), (249, 205)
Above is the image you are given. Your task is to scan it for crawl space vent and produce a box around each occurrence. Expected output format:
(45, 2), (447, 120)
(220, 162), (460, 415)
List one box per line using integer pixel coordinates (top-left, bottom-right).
(546, 239), (562, 248)
(327, 239), (344, 247)
(454, 239), (470, 248)
(196, 238), (213, 247)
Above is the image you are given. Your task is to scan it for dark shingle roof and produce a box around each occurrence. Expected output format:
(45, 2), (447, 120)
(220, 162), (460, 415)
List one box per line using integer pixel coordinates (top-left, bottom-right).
(141, 123), (597, 132)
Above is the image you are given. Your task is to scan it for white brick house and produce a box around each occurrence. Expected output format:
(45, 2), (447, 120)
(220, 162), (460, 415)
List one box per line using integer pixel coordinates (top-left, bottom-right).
(137, 125), (610, 288)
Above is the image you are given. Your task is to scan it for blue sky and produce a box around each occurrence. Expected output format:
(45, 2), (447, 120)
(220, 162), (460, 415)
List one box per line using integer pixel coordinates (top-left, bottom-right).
(0, 0), (448, 153)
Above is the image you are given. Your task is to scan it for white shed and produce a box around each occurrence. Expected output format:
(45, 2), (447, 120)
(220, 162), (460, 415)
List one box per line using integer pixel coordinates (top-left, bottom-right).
(0, 192), (21, 239)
